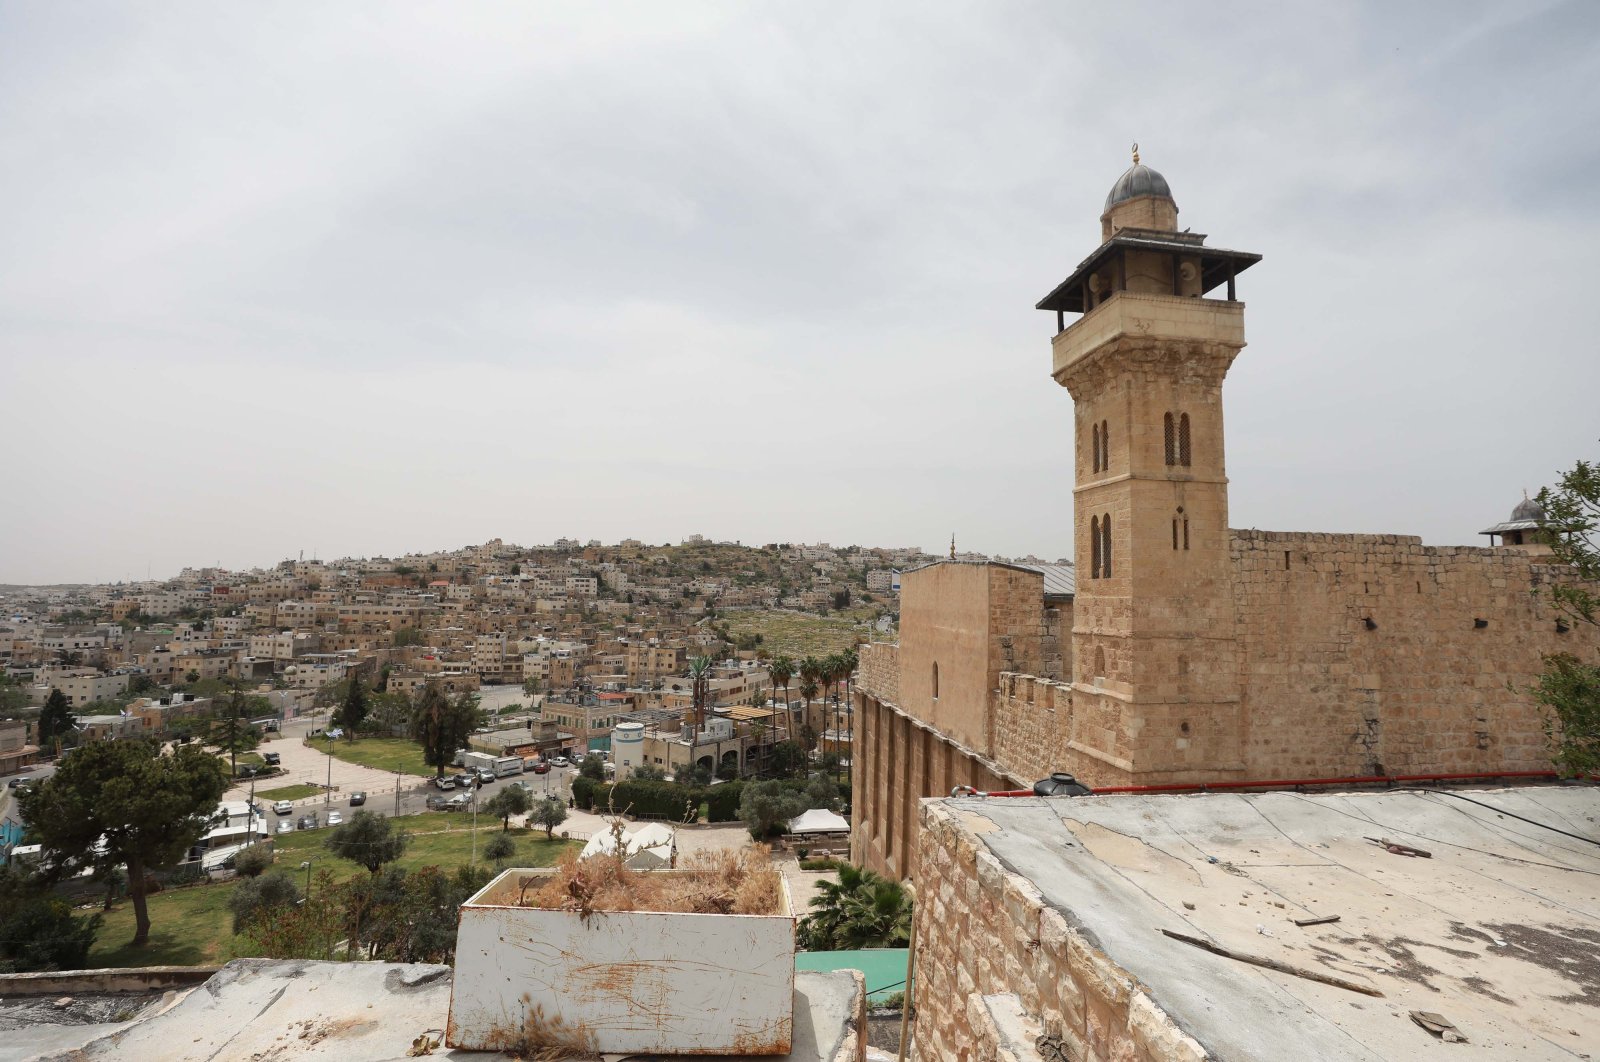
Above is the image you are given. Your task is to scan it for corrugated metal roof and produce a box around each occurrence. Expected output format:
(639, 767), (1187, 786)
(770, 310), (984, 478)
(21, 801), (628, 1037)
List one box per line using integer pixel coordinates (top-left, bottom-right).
(1012, 562), (1076, 600)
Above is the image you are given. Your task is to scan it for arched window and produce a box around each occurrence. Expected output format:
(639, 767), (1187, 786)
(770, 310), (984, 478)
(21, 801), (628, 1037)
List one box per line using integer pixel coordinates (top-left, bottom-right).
(1101, 513), (1113, 578)
(1164, 412), (1176, 466)
(1183, 516), (1190, 550)
(1172, 517), (1180, 551)
(1090, 516), (1101, 578)
(1093, 646), (1106, 680)
(1101, 420), (1110, 469)
(1091, 422), (1101, 474)
(931, 662), (939, 700)
(1179, 413), (1192, 467)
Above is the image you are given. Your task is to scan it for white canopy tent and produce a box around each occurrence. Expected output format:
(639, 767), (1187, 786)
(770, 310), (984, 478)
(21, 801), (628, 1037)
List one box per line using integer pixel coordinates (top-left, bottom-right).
(579, 823), (677, 870)
(786, 808), (851, 835)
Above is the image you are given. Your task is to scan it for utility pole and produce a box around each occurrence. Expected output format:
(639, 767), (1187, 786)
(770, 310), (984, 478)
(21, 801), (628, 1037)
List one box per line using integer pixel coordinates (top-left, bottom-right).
(324, 740), (331, 822)
(394, 768), (402, 818)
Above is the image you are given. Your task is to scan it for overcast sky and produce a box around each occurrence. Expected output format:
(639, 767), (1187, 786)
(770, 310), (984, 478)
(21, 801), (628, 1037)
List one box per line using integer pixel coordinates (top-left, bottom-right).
(3, 2), (1598, 584)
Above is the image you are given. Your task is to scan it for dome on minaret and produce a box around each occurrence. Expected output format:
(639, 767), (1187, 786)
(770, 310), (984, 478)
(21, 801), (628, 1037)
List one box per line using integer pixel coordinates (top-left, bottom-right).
(1104, 146), (1174, 212)
(1510, 495), (1545, 523)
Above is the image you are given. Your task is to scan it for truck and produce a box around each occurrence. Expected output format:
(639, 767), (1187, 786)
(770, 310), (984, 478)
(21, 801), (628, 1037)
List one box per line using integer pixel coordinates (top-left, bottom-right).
(492, 755), (525, 778)
(462, 751), (499, 774)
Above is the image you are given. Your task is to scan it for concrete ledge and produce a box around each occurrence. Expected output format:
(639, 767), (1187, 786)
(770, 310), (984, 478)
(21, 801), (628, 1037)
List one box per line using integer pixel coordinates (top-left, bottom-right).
(0, 965), (220, 996)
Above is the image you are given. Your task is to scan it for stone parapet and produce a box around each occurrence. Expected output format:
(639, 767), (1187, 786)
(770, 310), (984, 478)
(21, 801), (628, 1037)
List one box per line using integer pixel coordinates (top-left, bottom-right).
(858, 642), (900, 707)
(909, 802), (1207, 1062)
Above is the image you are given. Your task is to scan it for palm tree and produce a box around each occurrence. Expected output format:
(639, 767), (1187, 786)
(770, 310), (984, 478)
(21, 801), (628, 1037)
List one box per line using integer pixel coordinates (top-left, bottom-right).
(798, 655), (823, 751)
(768, 654), (796, 741)
(688, 655), (714, 732)
(797, 865), (912, 950)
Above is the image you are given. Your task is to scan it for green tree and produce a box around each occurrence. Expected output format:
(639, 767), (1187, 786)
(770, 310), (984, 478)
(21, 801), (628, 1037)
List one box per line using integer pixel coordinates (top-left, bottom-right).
(336, 674), (368, 740)
(578, 753), (606, 781)
(409, 682), (483, 777)
(36, 689), (77, 752)
(0, 896), (102, 972)
(768, 740), (808, 779)
(1530, 453), (1600, 775)
(367, 690), (413, 737)
(483, 786), (531, 831)
(324, 811), (409, 874)
(739, 779), (808, 840)
(688, 655), (714, 730)
(631, 763), (667, 782)
(1538, 455), (1600, 626)
(394, 627), (425, 648)
(796, 865), (911, 951)
(0, 674), (29, 715)
(532, 796), (568, 839)
(768, 654), (796, 738)
(483, 831), (517, 866)
(18, 741), (227, 947)
(210, 689), (262, 778)
(228, 869), (301, 934)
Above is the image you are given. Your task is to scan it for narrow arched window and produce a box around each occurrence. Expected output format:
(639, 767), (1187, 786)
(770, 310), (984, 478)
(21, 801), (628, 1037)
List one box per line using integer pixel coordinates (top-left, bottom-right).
(1090, 516), (1101, 578)
(1179, 413), (1192, 467)
(1101, 513), (1113, 578)
(1164, 412), (1176, 466)
(1101, 420), (1110, 469)
(1183, 517), (1190, 550)
(1091, 422), (1101, 474)
(1093, 646), (1106, 680)
(1172, 518), (1180, 551)
(931, 662), (939, 700)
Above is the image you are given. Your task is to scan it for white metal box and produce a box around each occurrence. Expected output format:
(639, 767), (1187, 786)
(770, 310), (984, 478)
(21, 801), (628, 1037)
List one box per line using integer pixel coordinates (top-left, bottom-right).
(446, 867), (796, 1055)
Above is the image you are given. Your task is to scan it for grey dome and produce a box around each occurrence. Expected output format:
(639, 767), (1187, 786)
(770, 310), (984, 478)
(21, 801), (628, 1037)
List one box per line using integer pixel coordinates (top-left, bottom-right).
(1511, 496), (1545, 522)
(1104, 163), (1174, 212)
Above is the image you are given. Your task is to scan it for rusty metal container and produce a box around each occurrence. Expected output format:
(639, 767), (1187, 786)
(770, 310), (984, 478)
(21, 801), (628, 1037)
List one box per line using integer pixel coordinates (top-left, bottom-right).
(445, 867), (796, 1055)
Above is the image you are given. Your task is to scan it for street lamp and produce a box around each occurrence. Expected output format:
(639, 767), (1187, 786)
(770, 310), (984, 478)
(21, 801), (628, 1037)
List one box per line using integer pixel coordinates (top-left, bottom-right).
(299, 859), (312, 897)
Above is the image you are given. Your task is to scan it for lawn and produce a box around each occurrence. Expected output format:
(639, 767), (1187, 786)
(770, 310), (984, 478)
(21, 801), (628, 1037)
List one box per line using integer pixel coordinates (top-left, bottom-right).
(310, 735), (435, 777)
(88, 817), (578, 969)
(256, 783), (323, 802)
(719, 609), (879, 657)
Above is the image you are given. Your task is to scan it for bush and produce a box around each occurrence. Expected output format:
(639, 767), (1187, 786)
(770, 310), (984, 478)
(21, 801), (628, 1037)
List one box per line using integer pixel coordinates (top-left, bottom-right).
(0, 898), (101, 972)
(232, 843), (274, 878)
(611, 779), (700, 821)
(799, 857), (844, 872)
(740, 779), (808, 839)
(483, 832), (517, 866)
(572, 775), (608, 811)
(705, 781), (745, 823)
(228, 869), (301, 934)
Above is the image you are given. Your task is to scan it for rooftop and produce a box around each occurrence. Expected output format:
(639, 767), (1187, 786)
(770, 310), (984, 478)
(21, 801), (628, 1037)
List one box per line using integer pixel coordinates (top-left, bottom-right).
(945, 785), (1600, 1059)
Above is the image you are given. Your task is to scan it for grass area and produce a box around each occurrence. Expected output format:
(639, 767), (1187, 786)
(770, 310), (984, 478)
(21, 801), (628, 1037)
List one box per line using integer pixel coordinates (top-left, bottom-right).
(718, 609), (878, 657)
(87, 817), (579, 969)
(256, 783), (323, 802)
(310, 735), (434, 777)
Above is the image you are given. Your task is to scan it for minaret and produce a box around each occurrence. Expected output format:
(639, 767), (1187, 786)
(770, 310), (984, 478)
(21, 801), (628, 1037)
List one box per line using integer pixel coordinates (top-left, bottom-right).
(1035, 148), (1262, 782)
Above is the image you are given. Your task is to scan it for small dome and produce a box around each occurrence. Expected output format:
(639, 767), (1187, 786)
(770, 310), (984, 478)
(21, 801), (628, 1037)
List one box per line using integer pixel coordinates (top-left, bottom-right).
(1510, 496), (1545, 523)
(1104, 162), (1173, 212)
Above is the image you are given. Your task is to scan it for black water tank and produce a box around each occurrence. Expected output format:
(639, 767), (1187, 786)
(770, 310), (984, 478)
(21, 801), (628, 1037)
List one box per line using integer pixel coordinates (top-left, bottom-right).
(1033, 772), (1093, 797)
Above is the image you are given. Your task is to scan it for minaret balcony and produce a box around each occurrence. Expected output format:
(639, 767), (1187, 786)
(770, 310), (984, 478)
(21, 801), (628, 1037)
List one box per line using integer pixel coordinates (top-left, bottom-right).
(1052, 291), (1245, 383)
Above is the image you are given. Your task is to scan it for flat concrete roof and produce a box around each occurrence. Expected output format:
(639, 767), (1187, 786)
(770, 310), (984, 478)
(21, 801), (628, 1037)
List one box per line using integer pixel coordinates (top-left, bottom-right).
(947, 785), (1599, 1060)
(43, 959), (863, 1061)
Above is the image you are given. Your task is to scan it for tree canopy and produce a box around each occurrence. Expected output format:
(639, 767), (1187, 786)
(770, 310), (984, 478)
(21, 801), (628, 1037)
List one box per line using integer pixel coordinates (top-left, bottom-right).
(323, 811), (409, 874)
(36, 689), (77, 750)
(336, 674), (369, 740)
(1532, 451), (1600, 775)
(796, 865), (911, 951)
(531, 796), (568, 839)
(409, 683), (483, 776)
(209, 688), (266, 776)
(19, 740), (227, 946)
(483, 785), (531, 831)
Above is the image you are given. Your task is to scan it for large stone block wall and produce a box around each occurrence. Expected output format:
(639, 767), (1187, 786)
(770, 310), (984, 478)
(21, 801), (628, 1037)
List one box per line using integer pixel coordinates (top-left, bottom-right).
(1229, 530), (1598, 778)
(859, 642), (900, 708)
(910, 801), (1207, 1062)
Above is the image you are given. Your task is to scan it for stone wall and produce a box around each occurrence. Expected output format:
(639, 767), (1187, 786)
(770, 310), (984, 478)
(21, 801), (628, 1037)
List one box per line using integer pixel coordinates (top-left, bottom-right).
(910, 801), (1206, 1062)
(988, 673), (1078, 789)
(858, 642), (899, 708)
(1229, 531), (1597, 778)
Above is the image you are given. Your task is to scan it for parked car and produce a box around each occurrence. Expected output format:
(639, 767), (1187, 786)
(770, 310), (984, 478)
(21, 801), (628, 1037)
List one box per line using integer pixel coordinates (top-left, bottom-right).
(276, 819), (294, 834)
(508, 780), (533, 794)
(262, 752), (281, 766)
(297, 814), (318, 830)
(531, 761), (550, 775)
(550, 757), (570, 768)
(7, 776), (32, 789)
(450, 772), (475, 789)
(425, 794), (450, 810)
(444, 793), (471, 811)
(433, 776), (456, 791)
(272, 800), (293, 816)
(349, 791), (367, 806)
(474, 767), (496, 785)
(326, 811), (344, 826)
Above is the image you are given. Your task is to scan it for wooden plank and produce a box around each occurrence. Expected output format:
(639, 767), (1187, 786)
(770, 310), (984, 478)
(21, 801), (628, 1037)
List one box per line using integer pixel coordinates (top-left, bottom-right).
(1160, 929), (1384, 997)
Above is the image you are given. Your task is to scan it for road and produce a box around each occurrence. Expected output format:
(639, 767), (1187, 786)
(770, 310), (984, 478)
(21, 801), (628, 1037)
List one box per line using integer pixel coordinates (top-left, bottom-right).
(229, 718), (579, 832)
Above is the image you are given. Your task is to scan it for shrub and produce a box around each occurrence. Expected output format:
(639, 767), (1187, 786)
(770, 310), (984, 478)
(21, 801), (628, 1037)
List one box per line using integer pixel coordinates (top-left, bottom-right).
(483, 832), (517, 866)
(705, 781), (745, 823)
(228, 869), (301, 934)
(232, 842), (274, 878)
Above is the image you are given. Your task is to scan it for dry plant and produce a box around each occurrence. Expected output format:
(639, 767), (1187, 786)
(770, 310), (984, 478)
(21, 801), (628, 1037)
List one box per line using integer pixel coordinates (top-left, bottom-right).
(518, 845), (781, 917)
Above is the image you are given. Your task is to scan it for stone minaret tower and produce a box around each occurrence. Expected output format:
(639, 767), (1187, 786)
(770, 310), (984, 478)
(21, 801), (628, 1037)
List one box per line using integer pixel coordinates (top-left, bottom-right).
(1036, 148), (1262, 782)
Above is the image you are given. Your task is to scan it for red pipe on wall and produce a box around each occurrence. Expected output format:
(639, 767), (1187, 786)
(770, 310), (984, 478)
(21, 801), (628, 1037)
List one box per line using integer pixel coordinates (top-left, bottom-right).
(964, 770), (1578, 799)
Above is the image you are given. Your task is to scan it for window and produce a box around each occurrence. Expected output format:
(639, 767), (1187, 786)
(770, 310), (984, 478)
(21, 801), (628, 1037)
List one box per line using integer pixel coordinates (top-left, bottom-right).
(1174, 507), (1189, 550)
(1090, 516), (1102, 578)
(1164, 413), (1176, 466)
(1101, 420), (1110, 470)
(1091, 423), (1101, 473)
(1093, 646), (1106, 680)
(1179, 413), (1192, 467)
(931, 662), (940, 700)
(1101, 513), (1113, 578)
